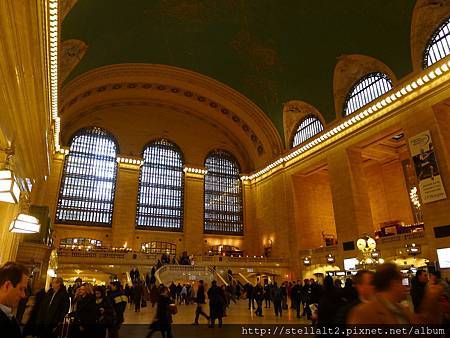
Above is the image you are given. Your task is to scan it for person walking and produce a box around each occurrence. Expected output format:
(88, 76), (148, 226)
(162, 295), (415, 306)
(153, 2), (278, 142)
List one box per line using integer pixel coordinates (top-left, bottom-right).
(108, 281), (127, 338)
(264, 283), (271, 309)
(71, 283), (97, 338)
(207, 281), (226, 328)
(133, 281), (144, 312)
(0, 262), (29, 338)
(291, 280), (302, 318)
(36, 277), (70, 338)
(147, 286), (175, 338)
(410, 269), (428, 313)
(270, 282), (283, 317)
(334, 270), (375, 325)
(317, 275), (344, 326)
(193, 280), (210, 324)
(254, 282), (264, 317)
(94, 286), (115, 338)
(348, 263), (443, 325)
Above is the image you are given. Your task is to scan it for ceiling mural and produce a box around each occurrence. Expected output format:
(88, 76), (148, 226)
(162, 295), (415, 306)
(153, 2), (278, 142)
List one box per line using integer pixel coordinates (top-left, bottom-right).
(61, 0), (416, 136)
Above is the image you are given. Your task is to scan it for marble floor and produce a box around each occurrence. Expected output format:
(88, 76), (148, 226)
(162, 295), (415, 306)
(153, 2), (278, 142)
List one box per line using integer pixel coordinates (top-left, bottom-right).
(121, 299), (310, 338)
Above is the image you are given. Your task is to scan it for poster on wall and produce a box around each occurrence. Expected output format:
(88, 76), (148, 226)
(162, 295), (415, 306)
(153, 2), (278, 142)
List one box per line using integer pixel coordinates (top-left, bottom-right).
(408, 130), (447, 203)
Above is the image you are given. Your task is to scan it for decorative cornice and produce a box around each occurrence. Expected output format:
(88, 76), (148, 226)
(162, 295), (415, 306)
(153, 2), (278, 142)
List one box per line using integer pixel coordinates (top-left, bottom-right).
(60, 81), (267, 156)
(241, 57), (450, 182)
(60, 64), (283, 157)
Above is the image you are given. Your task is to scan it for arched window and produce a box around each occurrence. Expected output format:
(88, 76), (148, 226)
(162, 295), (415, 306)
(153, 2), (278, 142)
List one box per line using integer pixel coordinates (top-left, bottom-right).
(204, 150), (243, 235)
(423, 16), (450, 68)
(136, 139), (184, 230)
(343, 72), (392, 116)
(292, 115), (324, 148)
(56, 127), (118, 225)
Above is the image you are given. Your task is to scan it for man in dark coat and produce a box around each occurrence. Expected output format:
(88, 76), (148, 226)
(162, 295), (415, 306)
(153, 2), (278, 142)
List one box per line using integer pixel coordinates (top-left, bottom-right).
(334, 270), (374, 325)
(291, 280), (302, 318)
(0, 262), (29, 338)
(270, 282), (283, 317)
(108, 281), (127, 338)
(207, 281), (226, 328)
(193, 280), (210, 324)
(36, 277), (70, 338)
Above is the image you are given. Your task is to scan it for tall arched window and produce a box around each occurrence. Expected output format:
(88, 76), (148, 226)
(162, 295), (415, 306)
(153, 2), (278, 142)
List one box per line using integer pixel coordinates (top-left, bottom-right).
(136, 139), (184, 230)
(292, 115), (324, 148)
(424, 16), (450, 68)
(56, 127), (118, 225)
(343, 72), (392, 116)
(204, 150), (243, 235)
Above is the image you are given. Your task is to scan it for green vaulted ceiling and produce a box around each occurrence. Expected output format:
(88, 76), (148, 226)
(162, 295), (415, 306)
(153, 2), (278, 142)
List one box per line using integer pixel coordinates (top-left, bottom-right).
(62, 0), (416, 136)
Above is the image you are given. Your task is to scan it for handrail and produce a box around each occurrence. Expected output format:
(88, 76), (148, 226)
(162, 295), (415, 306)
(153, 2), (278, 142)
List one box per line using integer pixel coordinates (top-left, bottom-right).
(238, 272), (251, 284)
(209, 267), (228, 286)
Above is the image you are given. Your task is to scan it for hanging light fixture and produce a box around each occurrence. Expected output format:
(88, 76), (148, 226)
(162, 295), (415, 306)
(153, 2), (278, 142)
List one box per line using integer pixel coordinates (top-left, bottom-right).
(9, 193), (41, 234)
(0, 169), (20, 203)
(9, 213), (40, 233)
(0, 148), (20, 204)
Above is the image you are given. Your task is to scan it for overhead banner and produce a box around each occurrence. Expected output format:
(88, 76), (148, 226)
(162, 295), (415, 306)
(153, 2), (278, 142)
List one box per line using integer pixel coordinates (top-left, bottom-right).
(408, 130), (447, 203)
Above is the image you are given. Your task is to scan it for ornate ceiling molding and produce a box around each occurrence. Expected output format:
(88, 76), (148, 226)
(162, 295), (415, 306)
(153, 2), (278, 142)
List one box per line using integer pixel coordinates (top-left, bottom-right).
(61, 64), (283, 158)
(60, 99), (254, 171)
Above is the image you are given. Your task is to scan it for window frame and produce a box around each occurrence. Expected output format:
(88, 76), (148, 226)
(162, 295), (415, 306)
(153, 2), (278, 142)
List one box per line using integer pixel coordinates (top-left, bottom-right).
(203, 149), (244, 235)
(55, 127), (119, 227)
(135, 138), (185, 232)
(423, 16), (450, 69)
(343, 72), (392, 117)
(291, 114), (324, 148)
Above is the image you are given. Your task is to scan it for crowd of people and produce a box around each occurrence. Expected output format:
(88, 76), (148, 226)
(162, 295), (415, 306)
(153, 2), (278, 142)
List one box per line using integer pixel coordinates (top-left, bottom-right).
(1, 261), (449, 338)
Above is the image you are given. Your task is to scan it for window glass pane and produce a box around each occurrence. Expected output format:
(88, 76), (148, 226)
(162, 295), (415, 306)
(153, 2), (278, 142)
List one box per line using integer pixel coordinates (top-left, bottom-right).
(56, 127), (118, 225)
(204, 150), (243, 234)
(60, 237), (102, 248)
(424, 16), (450, 68)
(292, 116), (324, 148)
(343, 72), (392, 116)
(136, 139), (184, 230)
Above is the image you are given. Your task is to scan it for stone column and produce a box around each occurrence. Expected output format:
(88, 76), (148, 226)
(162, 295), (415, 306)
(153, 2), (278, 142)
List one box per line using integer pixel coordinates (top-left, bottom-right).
(401, 102), (450, 262)
(183, 170), (205, 255)
(328, 148), (374, 244)
(112, 164), (139, 248)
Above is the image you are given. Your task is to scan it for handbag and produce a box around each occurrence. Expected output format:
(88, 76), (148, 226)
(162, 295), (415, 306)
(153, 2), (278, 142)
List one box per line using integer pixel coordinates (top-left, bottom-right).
(169, 303), (178, 315)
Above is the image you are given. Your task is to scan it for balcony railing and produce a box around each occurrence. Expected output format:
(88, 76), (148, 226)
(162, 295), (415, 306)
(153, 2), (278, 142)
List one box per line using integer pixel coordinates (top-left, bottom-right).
(57, 248), (158, 264)
(193, 255), (287, 266)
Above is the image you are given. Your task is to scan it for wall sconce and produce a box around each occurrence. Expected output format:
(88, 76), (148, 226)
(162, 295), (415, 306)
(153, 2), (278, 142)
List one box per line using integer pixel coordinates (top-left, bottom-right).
(9, 213), (40, 234)
(0, 169), (20, 204)
(303, 256), (311, 266)
(9, 193), (41, 233)
(0, 149), (20, 204)
(326, 253), (335, 264)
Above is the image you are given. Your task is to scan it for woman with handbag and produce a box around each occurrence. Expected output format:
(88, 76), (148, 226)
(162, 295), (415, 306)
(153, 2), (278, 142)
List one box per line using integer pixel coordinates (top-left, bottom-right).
(147, 286), (176, 338)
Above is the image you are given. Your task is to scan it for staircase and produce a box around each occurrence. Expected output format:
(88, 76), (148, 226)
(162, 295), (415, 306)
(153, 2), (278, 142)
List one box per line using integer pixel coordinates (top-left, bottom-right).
(155, 265), (228, 286)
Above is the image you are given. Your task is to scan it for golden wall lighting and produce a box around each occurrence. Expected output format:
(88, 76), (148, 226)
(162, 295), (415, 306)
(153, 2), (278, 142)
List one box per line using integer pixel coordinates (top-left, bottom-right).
(9, 193), (41, 234)
(303, 256), (311, 266)
(241, 58), (450, 182)
(326, 253), (335, 264)
(0, 169), (20, 204)
(9, 213), (40, 233)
